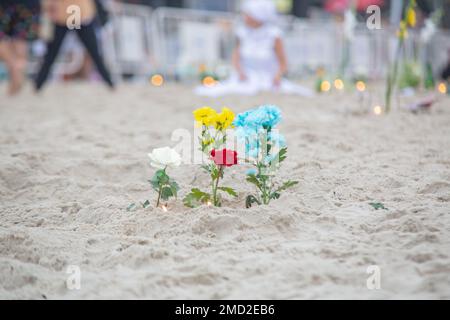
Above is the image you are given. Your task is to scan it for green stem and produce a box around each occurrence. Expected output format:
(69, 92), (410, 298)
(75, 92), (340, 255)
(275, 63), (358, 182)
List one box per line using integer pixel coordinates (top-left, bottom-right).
(386, 38), (404, 113)
(212, 166), (223, 206)
(386, 0), (415, 113)
(156, 166), (167, 207)
(156, 187), (162, 207)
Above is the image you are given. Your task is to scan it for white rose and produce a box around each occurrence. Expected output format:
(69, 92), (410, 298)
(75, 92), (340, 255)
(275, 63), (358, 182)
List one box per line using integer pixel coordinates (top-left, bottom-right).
(148, 147), (181, 169)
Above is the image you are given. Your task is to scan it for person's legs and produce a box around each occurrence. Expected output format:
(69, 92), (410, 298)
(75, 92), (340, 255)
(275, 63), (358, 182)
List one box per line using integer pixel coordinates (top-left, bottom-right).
(34, 25), (68, 91)
(8, 39), (28, 94)
(75, 22), (114, 88)
(0, 40), (16, 94)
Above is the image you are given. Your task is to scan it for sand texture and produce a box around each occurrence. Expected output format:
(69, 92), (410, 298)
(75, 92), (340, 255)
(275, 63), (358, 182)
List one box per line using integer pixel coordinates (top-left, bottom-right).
(0, 83), (449, 299)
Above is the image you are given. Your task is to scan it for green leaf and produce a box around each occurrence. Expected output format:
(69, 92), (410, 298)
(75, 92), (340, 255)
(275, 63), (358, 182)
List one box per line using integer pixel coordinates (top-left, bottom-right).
(160, 186), (175, 201)
(369, 202), (388, 211)
(142, 200), (151, 208)
(269, 147), (288, 167)
(245, 195), (261, 208)
(126, 203), (138, 212)
(169, 180), (179, 198)
(211, 165), (221, 180)
(270, 192), (281, 200)
(149, 169), (169, 190)
(275, 180), (299, 193)
(149, 177), (159, 191)
(201, 164), (211, 173)
(246, 174), (262, 190)
(183, 188), (211, 208)
(218, 187), (238, 197)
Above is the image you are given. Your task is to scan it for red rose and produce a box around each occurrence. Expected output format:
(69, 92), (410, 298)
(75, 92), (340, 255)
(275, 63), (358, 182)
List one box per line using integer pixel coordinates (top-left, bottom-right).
(211, 149), (238, 167)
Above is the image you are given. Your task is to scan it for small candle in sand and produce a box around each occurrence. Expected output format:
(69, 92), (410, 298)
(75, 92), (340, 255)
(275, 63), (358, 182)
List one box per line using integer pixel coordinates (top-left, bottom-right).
(438, 82), (447, 94)
(151, 74), (164, 87)
(373, 105), (383, 116)
(203, 76), (217, 88)
(356, 81), (366, 92)
(161, 204), (168, 212)
(334, 79), (344, 90)
(321, 80), (331, 92)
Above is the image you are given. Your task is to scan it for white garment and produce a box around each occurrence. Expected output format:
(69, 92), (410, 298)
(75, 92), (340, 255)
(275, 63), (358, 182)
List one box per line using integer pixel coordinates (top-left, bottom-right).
(241, 0), (277, 24)
(238, 24), (281, 78)
(195, 25), (314, 97)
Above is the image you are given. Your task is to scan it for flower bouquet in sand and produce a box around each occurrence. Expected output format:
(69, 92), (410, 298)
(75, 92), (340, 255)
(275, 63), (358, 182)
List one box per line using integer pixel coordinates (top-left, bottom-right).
(183, 107), (238, 207)
(385, 0), (417, 113)
(234, 105), (298, 208)
(127, 147), (181, 211)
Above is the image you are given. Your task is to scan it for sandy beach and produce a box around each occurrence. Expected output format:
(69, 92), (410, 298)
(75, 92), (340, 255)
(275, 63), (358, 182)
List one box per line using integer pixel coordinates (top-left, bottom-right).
(0, 82), (449, 299)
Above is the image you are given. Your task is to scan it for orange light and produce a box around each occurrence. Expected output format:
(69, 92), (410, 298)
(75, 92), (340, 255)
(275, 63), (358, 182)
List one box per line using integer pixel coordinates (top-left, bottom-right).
(151, 74), (164, 87)
(161, 205), (168, 212)
(356, 81), (366, 92)
(438, 82), (447, 94)
(202, 76), (217, 87)
(334, 79), (344, 90)
(321, 80), (331, 92)
(373, 105), (383, 116)
(207, 201), (212, 206)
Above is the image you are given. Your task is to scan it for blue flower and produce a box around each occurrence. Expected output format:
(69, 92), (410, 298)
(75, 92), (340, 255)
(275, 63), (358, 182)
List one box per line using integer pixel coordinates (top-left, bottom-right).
(257, 105), (282, 129)
(234, 105), (284, 162)
(233, 105), (282, 129)
(233, 110), (252, 128)
(246, 168), (257, 176)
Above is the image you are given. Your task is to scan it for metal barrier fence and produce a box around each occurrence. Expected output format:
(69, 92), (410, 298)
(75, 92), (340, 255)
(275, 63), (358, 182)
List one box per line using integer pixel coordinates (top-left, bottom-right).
(108, 2), (154, 80)
(151, 7), (236, 80)
(283, 19), (341, 77)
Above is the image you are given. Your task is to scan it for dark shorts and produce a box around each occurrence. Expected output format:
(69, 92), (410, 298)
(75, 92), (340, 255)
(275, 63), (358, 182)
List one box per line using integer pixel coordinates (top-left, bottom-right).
(0, 1), (40, 41)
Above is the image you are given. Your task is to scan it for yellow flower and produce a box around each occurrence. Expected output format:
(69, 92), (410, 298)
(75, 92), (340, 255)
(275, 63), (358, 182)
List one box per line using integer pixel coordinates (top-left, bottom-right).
(202, 138), (214, 146)
(193, 107), (217, 126)
(397, 21), (408, 39)
(214, 107), (235, 130)
(406, 8), (416, 27)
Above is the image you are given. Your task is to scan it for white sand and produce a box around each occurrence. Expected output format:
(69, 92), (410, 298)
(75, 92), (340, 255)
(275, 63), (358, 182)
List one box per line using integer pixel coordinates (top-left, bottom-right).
(0, 83), (449, 299)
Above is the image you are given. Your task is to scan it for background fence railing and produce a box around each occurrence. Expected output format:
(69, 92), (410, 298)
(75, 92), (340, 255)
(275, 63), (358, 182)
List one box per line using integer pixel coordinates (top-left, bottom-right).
(17, 4), (450, 84)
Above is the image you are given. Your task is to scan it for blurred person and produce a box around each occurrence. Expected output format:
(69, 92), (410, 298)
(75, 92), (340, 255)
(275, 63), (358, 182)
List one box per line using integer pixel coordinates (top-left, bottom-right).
(35, 0), (114, 91)
(441, 49), (450, 82)
(195, 0), (313, 97)
(0, 0), (40, 95)
(63, 0), (109, 82)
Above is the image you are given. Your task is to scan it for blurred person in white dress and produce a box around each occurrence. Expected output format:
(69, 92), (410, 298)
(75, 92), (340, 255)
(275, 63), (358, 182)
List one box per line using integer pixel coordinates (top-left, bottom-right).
(195, 0), (313, 97)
